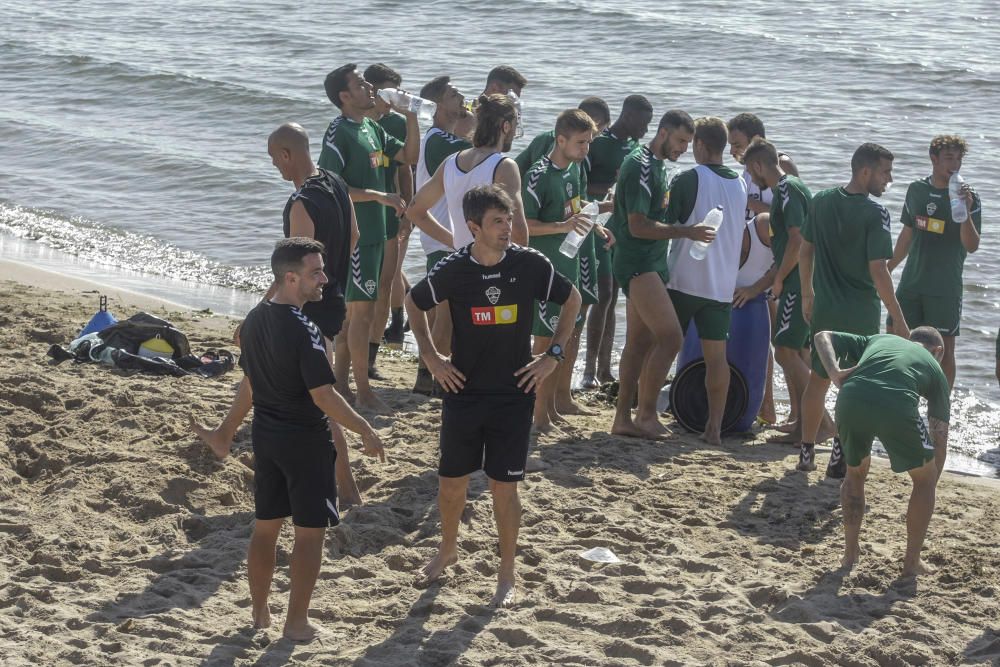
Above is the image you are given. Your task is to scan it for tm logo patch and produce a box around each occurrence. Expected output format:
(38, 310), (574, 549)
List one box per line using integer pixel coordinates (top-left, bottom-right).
(471, 305), (518, 325)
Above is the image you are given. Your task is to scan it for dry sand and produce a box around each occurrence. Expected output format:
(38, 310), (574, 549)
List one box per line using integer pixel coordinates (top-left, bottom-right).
(1, 268), (999, 666)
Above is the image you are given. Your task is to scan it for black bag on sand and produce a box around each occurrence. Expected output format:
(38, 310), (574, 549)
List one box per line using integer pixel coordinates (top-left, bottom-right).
(96, 313), (192, 358)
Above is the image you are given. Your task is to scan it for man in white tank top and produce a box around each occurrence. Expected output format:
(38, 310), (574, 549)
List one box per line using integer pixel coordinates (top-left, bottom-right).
(664, 117), (748, 445)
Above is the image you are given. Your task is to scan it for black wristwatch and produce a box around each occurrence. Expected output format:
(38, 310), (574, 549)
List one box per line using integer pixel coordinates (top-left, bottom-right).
(545, 343), (565, 362)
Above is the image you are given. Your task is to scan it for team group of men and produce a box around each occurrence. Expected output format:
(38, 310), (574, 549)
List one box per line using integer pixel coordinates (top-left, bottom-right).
(191, 62), (983, 640)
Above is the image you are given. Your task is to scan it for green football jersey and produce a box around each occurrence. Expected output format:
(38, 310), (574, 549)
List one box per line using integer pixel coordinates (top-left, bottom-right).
(830, 333), (950, 422)
(378, 112), (407, 193)
(585, 129), (638, 195)
(897, 176), (983, 298)
(515, 130), (556, 178)
(608, 145), (671, 278)
(423, 128), (471, 177)
(804, 187), (893, 332)
(318, 115), (404, 246)
(769, 174), (812, 293)
(522, 155), (584, 282)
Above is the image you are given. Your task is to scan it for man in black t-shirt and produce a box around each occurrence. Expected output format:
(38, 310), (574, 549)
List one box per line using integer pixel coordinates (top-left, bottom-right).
(405, 185), (581, 608)
(241, 238), (385, 642)
(190, 123), (367, 504)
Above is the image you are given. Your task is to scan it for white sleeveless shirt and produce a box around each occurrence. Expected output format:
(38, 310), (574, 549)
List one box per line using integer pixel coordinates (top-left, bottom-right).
(443, 150), (505, 248)
(735, 218), (774, 288)
(416, 128), (454, 256)
(666, 164), (748, 303)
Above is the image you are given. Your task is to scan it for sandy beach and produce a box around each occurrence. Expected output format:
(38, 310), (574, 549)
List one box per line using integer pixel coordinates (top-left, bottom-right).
(1, 264), (999, 666)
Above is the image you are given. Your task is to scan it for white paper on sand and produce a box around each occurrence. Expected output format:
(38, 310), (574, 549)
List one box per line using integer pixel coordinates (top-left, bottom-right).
(579, 547), (621, 563)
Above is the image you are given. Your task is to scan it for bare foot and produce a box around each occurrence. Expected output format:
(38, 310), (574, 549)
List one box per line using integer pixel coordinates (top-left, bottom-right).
(775, 420), (799, 434)
(902, 559), (934, 577)
(357, 392), (393, 415)
(840, 548), (860, 571)
(417, 547), (458, 587)
(252, 604), (271, 630)
(188, 415), (231, 460)
(612, 418), (667, 441)
(596, 371), (616, 385)
(555, 399), (596, 416)
(580, 373), (599, 390)
(767, 429), (802, 445)
(816, 424), (837, 444)
(490, 577), (517, 608)
(635, 415), (670, 438)
(532, 420), (562, 436)
(282, 620), (319, 642)
(701, 429), (722, 446)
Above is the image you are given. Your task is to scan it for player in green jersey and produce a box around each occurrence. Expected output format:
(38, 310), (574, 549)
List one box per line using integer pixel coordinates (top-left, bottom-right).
(454, 65), (528, 140)
(514, 97), (610, 177)
(582, 95), (654, 390)
(742, 138), (813, 441)
(319, 63), (420, 414)
(888, 135), (982, 389)
(607, 110), (715, 440)
(363, 64), (414, 380)
(813, 327), (950, 577)
(523, 109), (613, 432)
(798, 143), (909, 476)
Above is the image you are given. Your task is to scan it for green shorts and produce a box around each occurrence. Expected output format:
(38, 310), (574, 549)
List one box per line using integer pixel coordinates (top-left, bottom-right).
(668, 289), (731, 341)
(891, 289), (962, 337)
(533, 299), (578, 337)
(773, 291), (810, 349)
(835, 394), (936, 473)
(579, 232), (599, 306)
(426, 249), (450, 275)
(386, 214), (401, 240)
(611, 239), (669, 297)
(595, 234), (612, 278)
(346, 242), (385, 302)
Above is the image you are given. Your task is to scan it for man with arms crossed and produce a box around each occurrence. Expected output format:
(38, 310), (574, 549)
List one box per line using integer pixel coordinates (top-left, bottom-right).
(813, 327), (949, 577)
(608, 110), (713, 440)
(406, 185), (580, 607)
(799, 143), (909, 476)
(319, 63), (419, 413)
(888, 135), (982, 389)
(240, 238), (385, 640)
(581, 94), (654, 389)
(663, 117), (748, 446)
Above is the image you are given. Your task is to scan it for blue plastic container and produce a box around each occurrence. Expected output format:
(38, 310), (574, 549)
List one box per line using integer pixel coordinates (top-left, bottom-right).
(674, 292), (771, 433)
(79, 295), (118, 338)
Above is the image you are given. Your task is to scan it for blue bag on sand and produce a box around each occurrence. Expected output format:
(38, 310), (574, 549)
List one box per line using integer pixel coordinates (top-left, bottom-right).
(79, 295), (118, 338)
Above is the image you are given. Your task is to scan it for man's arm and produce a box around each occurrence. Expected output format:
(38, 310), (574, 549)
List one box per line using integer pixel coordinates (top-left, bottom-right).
(397, 164), (415, 239)
(734, 265), (776, 308)
(799, 239), (815, 323)
(288, 200), (316, 239)
(404, 292), (466, 391)
(346, 186), (406, 217)
(494, 158), (529, 245)
(388, 111), (419, 165)
(869, 259), (908, 338)
(772, 227), (803, 299)
(887, 225), (913, 272)
(349, 196), (360, 254)
(812, 331), (856, 388)
(779, 154), (799, 177)
(402, 167), (455, 249)
(927, 416), (949, 479)
(308, 385), (385, 461)
(628, 212), (714, 242)
(514, 286), (582, 393)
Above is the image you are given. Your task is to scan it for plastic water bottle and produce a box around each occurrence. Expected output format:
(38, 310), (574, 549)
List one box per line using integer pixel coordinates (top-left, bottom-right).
(559, 201), (599, 258)
(377, 88), (437, 123)
(688, 206), (725, 261)
(949, 172), (968, 223)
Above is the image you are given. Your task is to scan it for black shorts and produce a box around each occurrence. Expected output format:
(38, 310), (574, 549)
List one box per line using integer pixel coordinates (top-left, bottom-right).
(302, 294), (346, 340)
(252, 424), (340, 528)
(439, 394), (534, 482)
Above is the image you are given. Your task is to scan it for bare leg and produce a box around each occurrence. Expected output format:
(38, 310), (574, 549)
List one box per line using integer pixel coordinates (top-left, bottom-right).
(759, 346), (777, 425)
(701, 339), (730, 446)
(283, 525), (326, 641)
(531, 335), (561, 433)
(902, 459), (938, 576)
(247, 518), (282, 630)
(348, 301), (391, 414)
(583, 274), (613, 387)
(489, 479), (521, 608)
(333, 327), (354, 402)
(840, 457), (869, 570)
(419, 475), (468, 585)
(555, 316), (594, 416)
(189, 376), (251, 459)
(597, 278), (619, 383)
(941, 335), (956, 390)
(775, 369), (833, 446)
(371, 236), (399, 349)
(772, 344), (809, 434)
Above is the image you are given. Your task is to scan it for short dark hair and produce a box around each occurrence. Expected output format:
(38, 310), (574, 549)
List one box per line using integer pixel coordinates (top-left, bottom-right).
(463, 185), (513, 226)
(473, 94), (518, 148)
(658, 109), (694, 133)
(555, 108), (598, 139)
(727, 112), (766, 140)
(851, 142), (894, 173)
(910, 325), (944, 350)
(362, 63), (402, 88)
(929, 134), (968, 158)
(694, 116), (729, 154)
(742, 137), (779, 167)
(577, 96), (610, 126)
(271, 237), (325, 281)
(622, 95), (653, 114)
(324, 64), (356, 109)
(486, 65), (527, 89)
(421, 75), (451, 103)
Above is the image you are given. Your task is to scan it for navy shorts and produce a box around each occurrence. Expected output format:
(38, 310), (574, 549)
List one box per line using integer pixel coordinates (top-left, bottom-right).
(252, 424), (340, 528)
(439, 394), (534, 482)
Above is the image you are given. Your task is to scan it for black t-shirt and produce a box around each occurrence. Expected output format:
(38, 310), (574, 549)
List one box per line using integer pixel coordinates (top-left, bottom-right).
(410, 244), (573, 395)
(283, 169), (352, 300)
(239, 301), (336, 433)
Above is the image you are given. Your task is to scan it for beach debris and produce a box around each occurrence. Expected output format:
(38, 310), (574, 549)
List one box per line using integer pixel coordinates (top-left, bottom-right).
(579, 547), (621, 564)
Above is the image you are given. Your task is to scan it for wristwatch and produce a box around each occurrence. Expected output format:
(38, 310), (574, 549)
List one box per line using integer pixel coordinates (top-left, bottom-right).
(545, 343), (565, 362)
